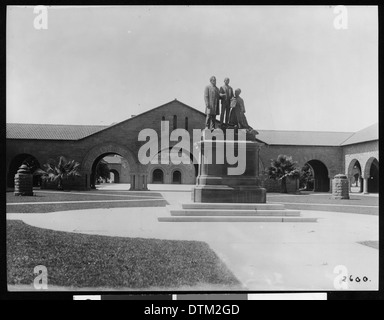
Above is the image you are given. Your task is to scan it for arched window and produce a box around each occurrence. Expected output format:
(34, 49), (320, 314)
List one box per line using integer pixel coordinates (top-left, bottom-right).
(152, 169), (164, 184)
(172, 171), (182, 184)
(173, 115), (177, 130)
(185, 117), (189, 131)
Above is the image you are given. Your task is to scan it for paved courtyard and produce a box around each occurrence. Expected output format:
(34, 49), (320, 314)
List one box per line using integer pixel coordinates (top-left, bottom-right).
(7, 184), (379, 291)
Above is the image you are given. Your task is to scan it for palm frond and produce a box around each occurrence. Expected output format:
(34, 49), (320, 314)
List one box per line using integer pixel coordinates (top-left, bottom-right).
(40, 156), (81, 189)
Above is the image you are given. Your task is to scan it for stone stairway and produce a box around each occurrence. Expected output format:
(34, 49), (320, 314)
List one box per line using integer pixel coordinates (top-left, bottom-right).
(158, 203), (317, 223)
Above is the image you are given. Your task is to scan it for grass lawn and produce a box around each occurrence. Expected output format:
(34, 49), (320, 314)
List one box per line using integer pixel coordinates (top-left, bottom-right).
(7, 220), (240, 290)
(6, 190), (164, 203)
(268, 192), (378, 206)
(7, 191), (167, 213)
(267, 192), (378, 215)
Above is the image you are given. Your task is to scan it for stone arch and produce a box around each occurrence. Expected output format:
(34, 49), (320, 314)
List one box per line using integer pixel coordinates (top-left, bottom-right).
(299, 154), (334, 175)
(346, 158), (363, 192)
(347, 159), (362, 177)
(82, 143), (138, 174)
(82, 143), (138, 188)
(305, 159), (330, 192)
(363, 157), (379, 178)
(363, 157), (379, 193)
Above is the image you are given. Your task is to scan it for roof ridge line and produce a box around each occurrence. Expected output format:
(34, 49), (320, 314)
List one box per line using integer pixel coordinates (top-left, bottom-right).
(7, 123), (109, 127)
(76, 99), (205, 141)
(257, 129), (355, 134)
(339, 132), (356, 146)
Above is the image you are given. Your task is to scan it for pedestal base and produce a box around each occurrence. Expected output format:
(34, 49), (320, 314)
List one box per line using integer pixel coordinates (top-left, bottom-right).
(192, 138), (266, 203)
(192, 185), (266, 203)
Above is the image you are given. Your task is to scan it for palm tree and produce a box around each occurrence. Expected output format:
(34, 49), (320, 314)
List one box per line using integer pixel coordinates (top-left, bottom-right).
(35, 156), (81, 190)
(266, 154), (300, 193)
(299, 163), (314, 190)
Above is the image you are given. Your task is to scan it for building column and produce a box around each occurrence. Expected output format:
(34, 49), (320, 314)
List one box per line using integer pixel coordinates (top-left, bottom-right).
(129, 174), (135, 190)
(139, 174), (144, 190)
(143, 174), (148, 190)
(359, 177), (364, 193)
(363, 177), (369, 194)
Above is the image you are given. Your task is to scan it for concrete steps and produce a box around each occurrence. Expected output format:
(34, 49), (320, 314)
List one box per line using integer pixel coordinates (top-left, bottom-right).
(158, 202), (317, 223)
(158, 216), (317, 223)
(170, 209), (301, 216)
(182, 203), (286, 210)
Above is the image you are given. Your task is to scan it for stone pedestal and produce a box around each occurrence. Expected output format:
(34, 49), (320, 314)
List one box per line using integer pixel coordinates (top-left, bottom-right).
(192, 136), (266, 203)
(331, 174), (350, 199)
(14, 164), (34, 196)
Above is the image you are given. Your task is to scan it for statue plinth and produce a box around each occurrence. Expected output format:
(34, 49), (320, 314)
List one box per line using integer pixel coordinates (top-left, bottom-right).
(192, 133), (266, 203)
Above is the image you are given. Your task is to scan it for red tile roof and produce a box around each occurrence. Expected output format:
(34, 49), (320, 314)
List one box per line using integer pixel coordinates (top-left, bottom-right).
(6, 123), (108, 140)
(6, 99), (377, 146)
(257, 130), (354, 146)
(6, 122), (360, 146)
(340, 123), (378, 146)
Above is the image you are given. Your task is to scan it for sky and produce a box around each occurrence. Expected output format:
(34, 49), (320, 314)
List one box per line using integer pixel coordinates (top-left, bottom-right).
(7, 5), (378, 132)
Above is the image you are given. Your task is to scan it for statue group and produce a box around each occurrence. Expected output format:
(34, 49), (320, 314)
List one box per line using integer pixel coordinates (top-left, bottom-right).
(204, 76), (258, 136)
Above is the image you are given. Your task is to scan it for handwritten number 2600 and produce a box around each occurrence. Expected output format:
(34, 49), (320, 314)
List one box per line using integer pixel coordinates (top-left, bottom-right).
(342, 276), (368, 282)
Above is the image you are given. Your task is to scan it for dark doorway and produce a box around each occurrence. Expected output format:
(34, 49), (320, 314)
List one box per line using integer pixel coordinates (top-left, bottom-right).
(306, 160), (330, 192)
(172, 170), (182, 184)
(110, 169), (120, 183)
(368, 159), (379, 193)
(152, 169), (164, 184)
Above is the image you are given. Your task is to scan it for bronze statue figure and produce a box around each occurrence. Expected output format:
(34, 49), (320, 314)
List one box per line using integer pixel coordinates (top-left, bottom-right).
(219, 77), (234, 127)
(204, 76), (220, 130)
(228, 88), (259, 136)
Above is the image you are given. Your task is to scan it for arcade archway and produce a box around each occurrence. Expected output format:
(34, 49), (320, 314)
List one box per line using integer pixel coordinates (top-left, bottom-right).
(347, 159), (363, 193)
(305, 160), (330, 192)
(82, 143), (137, 189)
(367, 158), (379, 193)
(90, 154), (130, 188)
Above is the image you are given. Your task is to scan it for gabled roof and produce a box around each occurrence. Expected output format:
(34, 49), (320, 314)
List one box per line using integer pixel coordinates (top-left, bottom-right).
(5, 123), (358, 146)
(76, 99), (207, 141)
(340, 122), (378, 146)
(6, 123), (108, 140)
(6, 100), (378, 147)
(256, 130), (354, 146)
(6, 99), (205, 141)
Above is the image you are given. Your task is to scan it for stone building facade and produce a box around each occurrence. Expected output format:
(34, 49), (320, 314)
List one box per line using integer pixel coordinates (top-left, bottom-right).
(6, 100), (379, 194)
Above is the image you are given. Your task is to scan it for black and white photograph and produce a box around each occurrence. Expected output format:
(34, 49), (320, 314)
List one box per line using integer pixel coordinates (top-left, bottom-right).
(5, 5), (379, 298)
